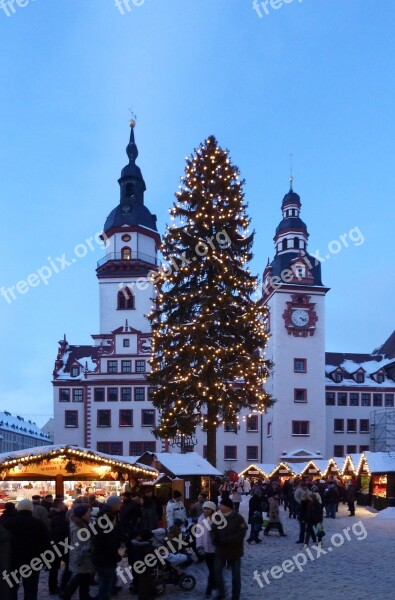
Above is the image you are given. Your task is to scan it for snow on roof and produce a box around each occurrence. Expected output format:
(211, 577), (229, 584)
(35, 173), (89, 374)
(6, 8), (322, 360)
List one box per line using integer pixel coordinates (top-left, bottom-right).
(364, 451), (395, 473)
(153, 452), (221, 476)
(0, 411), (51, 441)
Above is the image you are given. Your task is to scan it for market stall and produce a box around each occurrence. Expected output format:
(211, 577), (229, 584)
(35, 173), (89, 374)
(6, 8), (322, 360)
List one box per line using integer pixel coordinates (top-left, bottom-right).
(355, 451), (395, 510)
(0, 444), (158, 499)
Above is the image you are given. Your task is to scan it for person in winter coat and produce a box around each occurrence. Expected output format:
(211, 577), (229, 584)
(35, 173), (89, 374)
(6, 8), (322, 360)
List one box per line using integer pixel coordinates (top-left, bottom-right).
(230, 486), (242, 513)
(263, 491), (287, 537)
(3, 499), (50, 600)
(210, 497), (247, 600)
(324, 482), (339, 519)
(294, 481), (311, 543)
(196, 501), (217, 598)
(91, 507), (122, 600)
(304, 494), (324, 546)
(0, 502), (17, 524)
(346, 480), (358, 516)
(246, 489), (263, 543)
(128, 529), (157, 599)
(31, 494), (50, 528)
(166, 490), (187, 527)
(119, 492), (142, 539)
(48, 499), (70, 595)
(60, 504), (94, 600)
(0, 522), (12, 600)
(140, 494), (159, 531)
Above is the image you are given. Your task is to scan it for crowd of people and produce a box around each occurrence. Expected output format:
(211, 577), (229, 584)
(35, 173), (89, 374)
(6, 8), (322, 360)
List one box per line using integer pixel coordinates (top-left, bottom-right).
(0, 475), (359, 600)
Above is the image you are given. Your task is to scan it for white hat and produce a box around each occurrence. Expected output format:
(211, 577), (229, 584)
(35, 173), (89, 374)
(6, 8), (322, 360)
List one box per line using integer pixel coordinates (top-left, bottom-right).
(17, 499), (33, 511)
(202, 501), (217, 512)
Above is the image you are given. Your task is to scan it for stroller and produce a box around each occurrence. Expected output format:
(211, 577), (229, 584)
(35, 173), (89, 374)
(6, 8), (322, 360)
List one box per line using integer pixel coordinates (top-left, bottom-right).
(151, 527), (196, 595)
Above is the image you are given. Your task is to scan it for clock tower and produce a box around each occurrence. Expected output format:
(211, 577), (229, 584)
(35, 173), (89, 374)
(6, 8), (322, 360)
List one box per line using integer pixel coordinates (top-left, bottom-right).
(261, 180), (329, 463)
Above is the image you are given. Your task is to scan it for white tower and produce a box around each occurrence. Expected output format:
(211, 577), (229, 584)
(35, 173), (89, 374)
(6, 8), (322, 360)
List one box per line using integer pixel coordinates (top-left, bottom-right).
(97, 120), (160, 334)
(261, 180), (329, 463)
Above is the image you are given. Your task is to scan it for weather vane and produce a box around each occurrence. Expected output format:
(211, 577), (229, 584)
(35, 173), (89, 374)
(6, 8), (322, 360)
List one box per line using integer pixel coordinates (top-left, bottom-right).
(289, 152), (294, 190)
(129, 107), (137, 127)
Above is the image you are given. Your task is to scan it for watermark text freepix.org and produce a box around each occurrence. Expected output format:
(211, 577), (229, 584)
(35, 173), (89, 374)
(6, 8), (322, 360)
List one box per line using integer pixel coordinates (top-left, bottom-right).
(114, 0), (144, 15)
(253, 0), (303, 18)
(0, 230), (109, 305)
(253, 520), (367, 588)
(0, 0), (36, 18)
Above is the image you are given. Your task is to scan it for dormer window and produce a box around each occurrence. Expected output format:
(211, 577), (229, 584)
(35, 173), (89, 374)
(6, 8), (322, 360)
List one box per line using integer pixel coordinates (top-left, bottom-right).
(355, 373), (365, 384)
(333, 371), (343, 383)
(118, 287), (135, 310)
(70, 366), (79, 378)
(376, 373), (385, 384)
(121, 247), (131, 260)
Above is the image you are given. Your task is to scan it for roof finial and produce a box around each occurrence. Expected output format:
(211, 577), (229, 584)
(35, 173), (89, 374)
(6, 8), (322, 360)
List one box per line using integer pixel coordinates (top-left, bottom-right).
(289, 152), (294, 191)
(129, 107), (137, 129)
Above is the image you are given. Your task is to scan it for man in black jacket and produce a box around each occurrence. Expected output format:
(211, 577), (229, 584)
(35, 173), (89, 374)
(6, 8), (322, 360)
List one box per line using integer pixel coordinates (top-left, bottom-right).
(210, 497), (247, 600)
(3, 499), (50, 600)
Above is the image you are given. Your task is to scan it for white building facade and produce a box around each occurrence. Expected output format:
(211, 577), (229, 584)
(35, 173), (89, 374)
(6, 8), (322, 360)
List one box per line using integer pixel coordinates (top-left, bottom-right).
(52, 126), (395, 473)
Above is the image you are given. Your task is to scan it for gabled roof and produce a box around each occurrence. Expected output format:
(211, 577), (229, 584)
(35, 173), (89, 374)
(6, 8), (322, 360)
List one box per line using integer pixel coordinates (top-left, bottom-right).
(137, 451), (221, 477)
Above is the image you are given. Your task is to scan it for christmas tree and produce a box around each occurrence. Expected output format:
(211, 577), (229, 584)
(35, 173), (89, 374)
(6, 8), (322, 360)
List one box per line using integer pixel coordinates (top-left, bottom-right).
(148, 136), (270, 467)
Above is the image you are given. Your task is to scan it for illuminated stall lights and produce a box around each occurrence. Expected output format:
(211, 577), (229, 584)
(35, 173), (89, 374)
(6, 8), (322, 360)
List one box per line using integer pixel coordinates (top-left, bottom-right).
(341, 455), (358, 478)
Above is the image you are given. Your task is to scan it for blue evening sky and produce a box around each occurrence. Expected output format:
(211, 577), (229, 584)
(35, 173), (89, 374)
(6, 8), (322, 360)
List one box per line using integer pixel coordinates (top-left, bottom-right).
(0, 0), (394, 426)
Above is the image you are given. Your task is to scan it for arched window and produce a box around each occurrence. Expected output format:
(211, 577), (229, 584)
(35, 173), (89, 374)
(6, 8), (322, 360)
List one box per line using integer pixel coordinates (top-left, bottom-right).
(117, 287), (135, 310)
(121, 247), (131, 260)
(294, 237), (300, 249)
(282, 239), (288, 251)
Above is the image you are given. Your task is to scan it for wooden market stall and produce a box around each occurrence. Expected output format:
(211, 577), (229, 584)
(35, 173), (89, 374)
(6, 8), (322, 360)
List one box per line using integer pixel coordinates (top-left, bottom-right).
(355, 451), (395, 510)
(238, 463), (275, 483)
(0, 444), (158, 498)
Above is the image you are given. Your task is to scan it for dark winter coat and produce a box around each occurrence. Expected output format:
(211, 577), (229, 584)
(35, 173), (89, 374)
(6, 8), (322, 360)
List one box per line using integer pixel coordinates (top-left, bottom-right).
(119, 498), (142, 538)
(48, 508), (69, 543)
(346, 483), (358, 502)
(248, 493), (263, 524)
(92, 524), (121, 568)
(305, 499), (324, 525)
(324, 484), (339, 504)
(3, 510), (50, 569)
(210, 511), (247, 560)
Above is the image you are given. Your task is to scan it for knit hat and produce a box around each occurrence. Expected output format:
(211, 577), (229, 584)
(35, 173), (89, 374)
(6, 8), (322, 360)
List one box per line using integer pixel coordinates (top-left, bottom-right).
(202, 501), (217, 512)
(106, 495), (122, 508)
(17, 499), (33, 512)
(73, 504), (90, 518)
(219, 497), (234, 509)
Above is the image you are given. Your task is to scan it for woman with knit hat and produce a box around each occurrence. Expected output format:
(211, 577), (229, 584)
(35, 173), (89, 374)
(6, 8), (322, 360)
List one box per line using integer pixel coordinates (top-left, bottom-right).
(197, 501), (217, 598)
(60, 504), (94, 600)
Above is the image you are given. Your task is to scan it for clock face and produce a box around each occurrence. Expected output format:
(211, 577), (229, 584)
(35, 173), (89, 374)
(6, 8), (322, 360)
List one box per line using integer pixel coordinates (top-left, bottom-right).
(291, 309), (309, 327)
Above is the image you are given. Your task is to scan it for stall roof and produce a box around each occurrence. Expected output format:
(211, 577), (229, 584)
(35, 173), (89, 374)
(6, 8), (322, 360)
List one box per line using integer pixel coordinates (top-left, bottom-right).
(363, 451), (395, 473)
(238, 463), (276, 478)
(138, 452), (222, 477)
(0, 445), (158, 477)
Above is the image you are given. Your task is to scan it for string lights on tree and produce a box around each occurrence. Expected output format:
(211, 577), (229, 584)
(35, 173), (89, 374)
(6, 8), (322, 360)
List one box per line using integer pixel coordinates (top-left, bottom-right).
(148, 135), (271, 467)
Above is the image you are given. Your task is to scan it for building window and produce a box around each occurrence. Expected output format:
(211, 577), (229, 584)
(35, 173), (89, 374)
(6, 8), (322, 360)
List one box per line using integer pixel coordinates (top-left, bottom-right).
(349, 393), (359, 406)
(65, 410), (78, 428)
(129, 441), (156, 456)
(121, 246), (131, 260)
(292, 421), (309, 436)
(123, 339), (130, 348)
(94, 388), (105, 402)
(121, 387), (132, 402)
(121, 360), (132, 374)
(385, 394), (394, 407)
(361, 394), (371, 406)
(347, 419), (357, 433)
(267, 422), (272, 437)
(355, 373), (365, 383)
(246, 415), (259, 431)
(70, 367), (79, 377)
(136, 360), (146, 373)
(73, 389), (83, 403)
(97, 442), (123, 456)
(246, 446), (258, 461)
(359, 445), (369, 452)
(282, 239), (288, 251)
(224, 420), (238, 433)
(376, 373), (385, 383)
(334, 419), (344, 433)
(107, 361), (118, 374)
(134, 387), (145, 402)
(294, 359), (307, 373)
(119, 410), (133, 427)
(97, 410), (111, 427)
(108, 388), (118, 402)
(224, 446), (237, 460)
(141, 409), (155, 427)
(59, 389), (70, 402)
(294, 389), (307, 403)
(117, 287), (135, 310)
(337, 393), (347, 406)
(347, 445), (357, 454)
(325, 392), (335, 406)
(333, 372), (343, 383)
(373, 393), (383, 407)
(360, 419), (369, 433)
(334, 445), (344, 458)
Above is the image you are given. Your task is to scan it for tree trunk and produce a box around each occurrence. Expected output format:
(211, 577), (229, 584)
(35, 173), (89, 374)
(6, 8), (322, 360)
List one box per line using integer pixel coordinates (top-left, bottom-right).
(206, 403), (217, 468)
